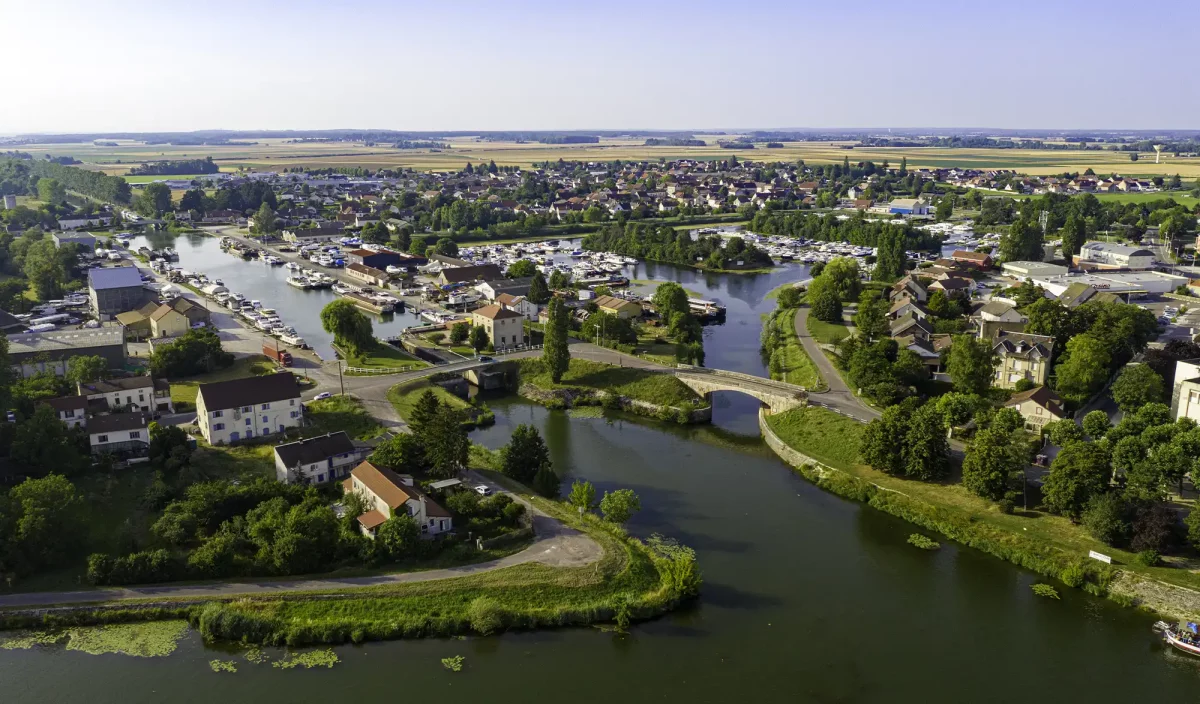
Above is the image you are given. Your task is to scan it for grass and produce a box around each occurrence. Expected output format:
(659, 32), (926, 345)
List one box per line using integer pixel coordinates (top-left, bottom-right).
(305, 395), (386, 440)
(387, 379), (494, 428)
(123, 174), (214, 184)
(170, 355), (275, 409)
(764, 405), (1200, 597)
(629, 279), (704, 298)
(514, 357), (702, 408)
(633, 333), (679, 366)
(339, 341), (427, 374)
(190, 442), (277, 480)
(763, 307), (823, 390)
(805, 310), (851, 345)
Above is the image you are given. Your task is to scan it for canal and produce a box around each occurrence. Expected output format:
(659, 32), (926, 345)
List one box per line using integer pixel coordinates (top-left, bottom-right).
(3, 234), (1195, 701)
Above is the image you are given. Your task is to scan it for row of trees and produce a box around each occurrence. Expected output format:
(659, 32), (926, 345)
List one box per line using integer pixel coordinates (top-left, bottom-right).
(582, 223), (772, 271)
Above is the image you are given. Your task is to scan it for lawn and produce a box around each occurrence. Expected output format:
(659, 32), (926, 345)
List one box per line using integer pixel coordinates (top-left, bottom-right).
(805, 310), (851, 345)
(169, 355), (276, 410)
(387, 379), (494, 427)
(339, 341), (428, 374)
(633, 333), (679, 366)
(305, 395), (386, 440)
(515, 357), (702, 408)
(765, 406), (1200, 596)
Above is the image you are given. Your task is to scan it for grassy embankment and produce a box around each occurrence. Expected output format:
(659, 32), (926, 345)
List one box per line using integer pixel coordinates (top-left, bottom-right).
(0, 473), (697, 646)
(805, 310), (851, 346)
(513, 358), (707, 422)
(387, 379), (495, 428)
(762, 306), (823, 390)
(763, 406), (1200, 602)
(337, 341), (428, 374)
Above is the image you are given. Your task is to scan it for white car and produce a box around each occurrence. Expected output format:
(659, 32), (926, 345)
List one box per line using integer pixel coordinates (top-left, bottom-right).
(313, 392), (333, 401)
(474, 484), (492, 496)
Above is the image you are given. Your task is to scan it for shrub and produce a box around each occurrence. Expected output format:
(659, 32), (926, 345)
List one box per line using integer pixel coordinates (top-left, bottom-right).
(1081, 492), (1132, 547)
(1135, 549), (1161, 567)
(468, 597), (504, 635)
(1059, 562), (1086, 588)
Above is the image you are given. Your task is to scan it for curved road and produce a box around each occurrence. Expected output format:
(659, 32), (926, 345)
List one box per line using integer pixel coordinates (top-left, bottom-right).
(793, 306), (880, 421)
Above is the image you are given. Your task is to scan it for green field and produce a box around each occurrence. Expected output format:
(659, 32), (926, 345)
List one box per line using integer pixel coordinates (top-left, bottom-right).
(123, 174), (217, 184)
(805, 312), (851, 345)
(19, 137), (1200, 178)
(338, 341), (427, 374)
(305, 395), (386, 440)
(387, 379), (494, 427)
(169, 355), (276, 409)
(515, 358), (702, 408)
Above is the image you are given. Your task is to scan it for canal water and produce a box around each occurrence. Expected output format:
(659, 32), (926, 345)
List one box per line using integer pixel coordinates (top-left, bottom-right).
(4, 234), (1195, 701)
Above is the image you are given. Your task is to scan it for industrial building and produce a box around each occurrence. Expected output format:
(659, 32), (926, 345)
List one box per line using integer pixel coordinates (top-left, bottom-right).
(1000, 261), (1068, 279)
(88, 267), (149, 319)
(1075, 241), (1156, 270)
(1028, 270), (1188, 298)
(7, 326), (127, 378)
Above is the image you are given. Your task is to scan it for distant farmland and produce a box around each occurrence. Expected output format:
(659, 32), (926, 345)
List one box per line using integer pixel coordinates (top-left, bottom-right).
(14, 137), (1200, 179)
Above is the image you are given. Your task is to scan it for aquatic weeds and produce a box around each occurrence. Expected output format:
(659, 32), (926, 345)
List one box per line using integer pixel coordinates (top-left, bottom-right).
(244, 647), (269, 664)
(907, 534), (940, 550)
(441, 655), (465, 672)
(271, 649), (340, 669)
(0, 631), (63, 650)
(63, 620), (190, 657)
(209, 659), (238, 673)
(1032, 583), (1060, 599)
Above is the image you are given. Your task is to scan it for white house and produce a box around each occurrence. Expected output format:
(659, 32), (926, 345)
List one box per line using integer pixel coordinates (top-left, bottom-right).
(343, 461), (453, 538)
(976, 301), (1027, 324)
(471, 304), (524, 350)
(1171, 359), (1200, 423)
(77, 376), (174, 414)
(1003, 386), (1065, 431)
(496, 292), (539, 322)
(196, 372), (302, 445)
(86, 412), (151, 461)
(273, 431), (366, 484)
(43, 395), (90, 429)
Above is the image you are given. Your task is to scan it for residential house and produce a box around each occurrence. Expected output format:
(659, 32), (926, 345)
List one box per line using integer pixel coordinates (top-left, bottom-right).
(78, 376), (174, 414)
(471, 304), (524, 350)
(150, 301), (190, 338)
(1170, 359), (1200, 422)
(497, 292), (538, 322)
(890, 275), (928, 303)
(1003, 386), (1065, 431)
(43, 395), (90, 429)
(88, 266), (148, 319)
(950, 250), (993, 270)
(596, 294), (642, 319)
(115, 301), (161, 340)
(195, 372), (303, 444)
(437, 263), (503, 285)
(992, 331), (1054, 389)
(343, 461), (453, 538)
(975, 301), (1027, 324)
(928, 277), (973, 299)
(477, 278), (534, 301)
(890, 313), (933, 341)
(888, 298), (930, 321)
(87, 411), (151, 461)
(274, 431), (366, 484)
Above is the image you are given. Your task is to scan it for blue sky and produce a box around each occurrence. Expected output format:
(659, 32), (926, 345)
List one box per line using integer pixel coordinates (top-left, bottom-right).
(2, 0), (1197, 133)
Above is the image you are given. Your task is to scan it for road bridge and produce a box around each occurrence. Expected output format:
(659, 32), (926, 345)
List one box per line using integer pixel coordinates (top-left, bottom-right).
(673, 365), (808, 413)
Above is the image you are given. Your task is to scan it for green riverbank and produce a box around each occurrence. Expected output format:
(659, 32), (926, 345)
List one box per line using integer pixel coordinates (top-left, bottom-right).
(511, 358), (711, 423)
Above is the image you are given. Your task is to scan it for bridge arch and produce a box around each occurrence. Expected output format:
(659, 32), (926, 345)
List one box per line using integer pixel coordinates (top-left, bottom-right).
(673, 367), (808, 414)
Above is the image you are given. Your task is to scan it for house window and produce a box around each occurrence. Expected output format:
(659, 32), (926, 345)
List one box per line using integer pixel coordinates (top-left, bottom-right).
(317, 474), (325, 483)
(261, 403), (270, 410)
(290, 399), (296, 406)
(1034, 407), (1043, 415)
(212, 410), (223, 418)
(97, 435), (108, 442)
(290, 411), (299, 419)
(64, 409), (75, 418)
(130, 431), (141, 439)
(245, 429), (253, 438)
(241, 406), (252, 412)
(214, 423), (225, 431)
(245, 418), (252, 426)
(262, 415), (269, 424)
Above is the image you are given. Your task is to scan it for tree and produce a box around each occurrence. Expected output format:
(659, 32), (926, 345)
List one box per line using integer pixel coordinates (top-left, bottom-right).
(599, 489), (641, 524)
(499, 424), (551, 484)
(65, 355), (109, 385)
(375, 513), (420, 560)
(506, 259), (537, 278)
(872, 227), (906, 282)
(1024, 297), (1071, 339)
(147, 327), (233, 378)
(422, 405), (469, 479)
(1082, 410), (1111, 439)
(547, 270), (570, 290)
(532, 464), (560, 498)
(1054, 334), (1111, 404)
(809, 286), (843, 323)
(543, 297), (571, 383)
(136, 182), (173, 217)
(903, 404), (950, 480)
(1082, 492), (1132, 546)
(776, 286), (803, 309)
(10, 404), (87, 477)
(251, 202), (276, 235)
(9, 473), (81, 569)
(370, 432), (428, 473)
(469, 325), (489, 352)
(23, 238), (68, 301)
(1060, 212), (1086, 261)
(527, 272), (550, 304)
(963, 426), (1027, 502)
(999, 217), (1044, 262)
(568, 480), (596, 514)
(652, 282), (690, 321)
(947, 335), (997, 395)
(861, 405), (906, 475)
(852, 290), (889, 341)
(1042, 442), (1110, 520)
(449, 321), (470, 344)
(407, 390), (442, 436)
(1110, 364), (1164, 413)
(320, 299), (374, 357)
(36, 178), (66, 204)
(1045, 419), (1085, 447)
(435, 238), (459, 257)
(935, 197), (952, 222)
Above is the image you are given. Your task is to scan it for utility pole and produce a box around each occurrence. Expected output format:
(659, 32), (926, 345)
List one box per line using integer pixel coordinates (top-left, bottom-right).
(338, 359), (345, 396)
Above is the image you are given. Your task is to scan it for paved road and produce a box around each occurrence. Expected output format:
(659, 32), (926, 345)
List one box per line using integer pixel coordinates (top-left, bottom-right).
(0, 477), (601, 609)
(793, 306), (880, 421)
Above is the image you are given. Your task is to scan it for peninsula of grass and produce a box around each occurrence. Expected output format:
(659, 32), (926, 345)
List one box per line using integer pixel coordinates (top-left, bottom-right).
(514, 358), (705, 411)
(387, 379), (495, 428)
(169, 354), (275, 410)
(763, 307), (823, 390)
(305, 395), (387, 440)
(337, 341), (427, 374)
(761, 406), (1200, 612)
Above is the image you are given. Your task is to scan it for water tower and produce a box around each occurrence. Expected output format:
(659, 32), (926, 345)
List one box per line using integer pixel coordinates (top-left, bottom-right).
(1154, 144), (1165, 164)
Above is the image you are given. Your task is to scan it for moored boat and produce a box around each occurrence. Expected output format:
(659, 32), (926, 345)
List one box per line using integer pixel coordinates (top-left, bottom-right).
(1155, 621), (1200, 656)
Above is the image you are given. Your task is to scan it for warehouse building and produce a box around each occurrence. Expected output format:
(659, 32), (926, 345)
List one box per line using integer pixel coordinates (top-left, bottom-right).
(88, 267), (149, 320)
(1075, 241), (1156, 270)
(8, 326), (127, 378)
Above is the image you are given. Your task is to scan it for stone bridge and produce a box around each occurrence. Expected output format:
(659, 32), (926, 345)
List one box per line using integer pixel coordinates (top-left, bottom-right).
(673, 366), (808, 413)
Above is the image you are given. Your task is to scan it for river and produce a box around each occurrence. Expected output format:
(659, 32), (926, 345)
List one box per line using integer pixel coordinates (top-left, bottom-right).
(2, 234), (1195, 701)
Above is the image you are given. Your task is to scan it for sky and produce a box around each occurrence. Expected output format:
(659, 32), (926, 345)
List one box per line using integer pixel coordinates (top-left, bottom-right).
(2, 0), (1198, 134)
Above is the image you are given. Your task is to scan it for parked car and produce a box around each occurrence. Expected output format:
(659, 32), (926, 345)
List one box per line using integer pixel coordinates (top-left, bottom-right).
(313, 392), (333, 401)
(474, 484), (492, 496)
(478, 356), (495, 363)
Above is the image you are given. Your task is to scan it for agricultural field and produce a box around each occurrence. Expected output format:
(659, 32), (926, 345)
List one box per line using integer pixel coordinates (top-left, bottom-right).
(16, 136), (1200, 178)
